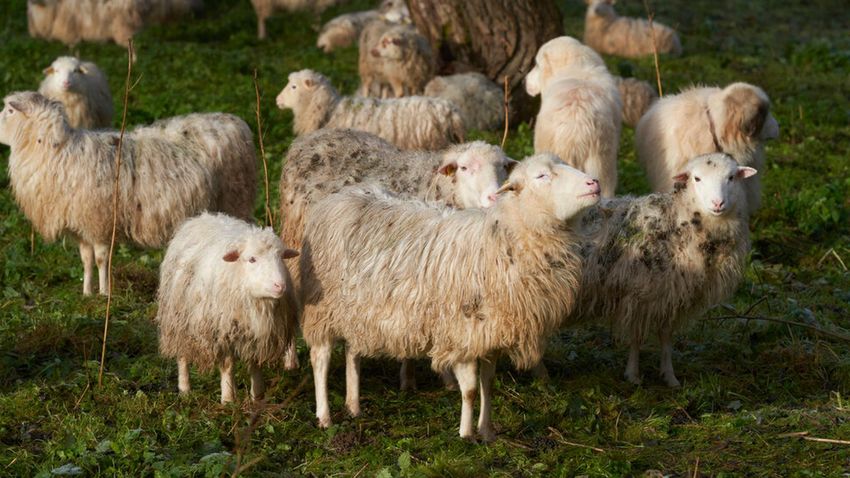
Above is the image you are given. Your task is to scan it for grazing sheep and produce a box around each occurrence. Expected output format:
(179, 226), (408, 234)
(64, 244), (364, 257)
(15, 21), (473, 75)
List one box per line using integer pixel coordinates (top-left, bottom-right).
(370, 24), (435, 97)
(424, 73), (504, 132)
(156, 213), (299, 404)
(525, 36), (622, 197)
(0, 91), (256, 296)
(583, 0), (682, 58)
(317, 0), (410, 53)
(574, 153), (755, 387)
(299, 154), (601, 440)
(251, 0), (343, 39)
(27, 0), (147, 48)
(276, 70), (465, 150)
(38, 56), (113, 130)
(635, 82), (779, 214)
(615, 76), (657, 128)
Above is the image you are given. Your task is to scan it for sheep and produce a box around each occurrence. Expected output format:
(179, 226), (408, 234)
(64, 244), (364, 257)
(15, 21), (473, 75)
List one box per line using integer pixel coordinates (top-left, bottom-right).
(251, 0), (343, 39)
(299, 153), (601, 440)
(615, 76), (657, 128)
(38, 56), (113, 130)
(278, 128), (516, 376)
(356, 18), (403, 97)
(424, 73), (504, 132)
(0, 91), (257, 296)
(27, 0), (147, 48)
(276, 69), (465, 151)
(635, 82), (779, 215)
(525, 36), (622, 198)
(369, 24), (435, 98)
(573, 153), (756, 387)
(156, 212), (299, 404)
(583, 0), (682, 58)
(317, 0), (410, 53)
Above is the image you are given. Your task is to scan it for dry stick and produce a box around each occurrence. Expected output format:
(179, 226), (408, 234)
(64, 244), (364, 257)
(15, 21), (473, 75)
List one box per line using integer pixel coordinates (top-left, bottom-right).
(778, 431), (850, 445)
(706, 315), (850, 343)
(547, 426), (606, 453)
(642, 0), (664, 97)
(692, 456), (700, 478)
(253, 69), (273, 229)
(500, 75), (510, 149)
(98, 39), (134, 387)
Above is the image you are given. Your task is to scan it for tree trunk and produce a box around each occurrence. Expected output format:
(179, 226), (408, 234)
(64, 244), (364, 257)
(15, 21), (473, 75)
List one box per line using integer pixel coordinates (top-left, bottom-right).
(408, 0), (563, 122)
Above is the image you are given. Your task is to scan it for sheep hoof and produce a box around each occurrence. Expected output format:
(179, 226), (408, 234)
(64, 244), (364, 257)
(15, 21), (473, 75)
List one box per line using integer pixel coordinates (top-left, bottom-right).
(478, 427), (496, 443)
(345, 402), (361, 417)
(400, 379), (416, 392)
(317, 416), (332, 429)
(624, 372), (642, 385)
(662, 374), (681, 388)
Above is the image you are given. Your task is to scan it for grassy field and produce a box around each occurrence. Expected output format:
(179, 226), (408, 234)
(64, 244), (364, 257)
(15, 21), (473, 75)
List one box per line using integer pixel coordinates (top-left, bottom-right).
(1, 0), (849, 476)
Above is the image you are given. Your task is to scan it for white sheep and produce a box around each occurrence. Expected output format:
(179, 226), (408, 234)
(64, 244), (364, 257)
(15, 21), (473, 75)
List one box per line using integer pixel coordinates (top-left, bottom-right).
(574, 153), (756, 386)
(38, 56), (113, 130)
(583, 0), (682, 58)
(369, 24), (435, 97)
(317, 0), (410, 53)
(299, 154), (601, 440)
(27, 0), (147, 48)
(525, 36), (622, 197)
(0, 92), (257, 296)
(615, 76), (657, 128)
(251, 0), (343, 39)
(156, 212), (299, 404)
(276, 69), (465, 151)
(356, 18), (400, 97)
(424, 73), (504, 132)
(635, 82), (779, 215)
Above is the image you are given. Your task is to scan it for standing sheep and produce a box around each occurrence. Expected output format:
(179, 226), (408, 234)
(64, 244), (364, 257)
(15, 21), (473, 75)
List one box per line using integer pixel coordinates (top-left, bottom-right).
(27, 0), (147, 48)
(583, 0), (682, 58)
(574, 153), (756, 386)
(615, 76), (657, 128)
(38, 56), (113, 130)
(276, 70), (465, 151)
(424, 73), (504, 132)
(369, 24), (435, 97)
(317, 0), (410, 53)
(525, 36), (622, 197)
(156, 213), (299, 404)
(251, 0), (344, 39)
(299, 154), (601, 440)
(0, 92), (256, 296)
(635, 82), (779, 214)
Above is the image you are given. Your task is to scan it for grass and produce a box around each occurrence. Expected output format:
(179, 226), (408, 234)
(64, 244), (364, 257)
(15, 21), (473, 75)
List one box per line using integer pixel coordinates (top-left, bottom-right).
(1, 0), (849, 476)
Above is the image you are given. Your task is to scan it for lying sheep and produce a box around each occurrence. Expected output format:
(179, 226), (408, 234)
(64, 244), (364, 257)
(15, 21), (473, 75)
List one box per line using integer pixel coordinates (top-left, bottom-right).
(583, 0), (682, 58)
(616, 76), (657, 128)
(574, 153), (755, 387)
(424, 73), (504, 132)
(276, 70), (465, 150)
(370, 24), (435, 97)
(38, 56), (113, 130)
(27, 0), (147, 48)
(636, 82), (779, 215)
(299, 154), (601, 440)
(317, 0), (409, 53)
(525, 36), (622, 197)
(0, 92), (256, 296)
(278, 128), (515, 375)
(251, 0), (342, 39)
(156, 213), (298, 404)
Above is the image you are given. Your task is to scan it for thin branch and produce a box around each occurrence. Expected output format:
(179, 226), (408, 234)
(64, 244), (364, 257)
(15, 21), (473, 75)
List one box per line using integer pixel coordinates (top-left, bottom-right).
(547, 426), (605, 453)
(706, 314), (850, 343)
(500, 75), (510, 149)
(778, 431), (850, 445)
(642, 0), (663, 97)
(253, 69), (273, 229)
(98, 39), (134, 387)
(817, 247), (847, 271)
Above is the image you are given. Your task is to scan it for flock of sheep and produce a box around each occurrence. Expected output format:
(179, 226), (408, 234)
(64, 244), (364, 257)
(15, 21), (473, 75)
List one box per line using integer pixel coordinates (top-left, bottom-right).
(4, 0), (780, 442)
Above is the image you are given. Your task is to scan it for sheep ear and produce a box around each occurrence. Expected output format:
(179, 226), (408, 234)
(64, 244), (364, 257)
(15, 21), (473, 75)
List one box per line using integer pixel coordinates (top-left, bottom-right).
(223, 250), (240, 262)
(79, 65), (89, 74)
(672, 172), (689, 182)
(43, 66), (55, 76)
(303, 78), (316, 90)
(505, 158), (519, 174)
(736, 166), (757, 179)
(437, 161), (457, 176)
(496, 180), (520, 195)
(282, 248), (299, 259)
(724, 87), (768, 139)
(7, 101), (28, 115)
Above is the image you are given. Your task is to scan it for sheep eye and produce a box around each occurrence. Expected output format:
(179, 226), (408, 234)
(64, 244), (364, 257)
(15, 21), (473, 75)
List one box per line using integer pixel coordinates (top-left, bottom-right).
(459, 166), (468, 172)
(536, 173), (549, 180)
(694, 177), (701, 182)
(248, 257), (257, 263)
(291, 85), (296, 89)
(74, 68), (82, 74)
(728, 175), (734, 181)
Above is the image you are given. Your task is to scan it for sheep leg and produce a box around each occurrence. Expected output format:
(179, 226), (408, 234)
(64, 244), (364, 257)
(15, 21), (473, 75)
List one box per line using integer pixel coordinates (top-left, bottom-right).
(283, 341), (299, 370)
(453, 360), (478, 440)
(311, 342), (333, 428)
(93, 242), (110, 296)
(177, 357), (190, 394)
(659, 328), (680, 388)
(257, 15), (267, 40)
(344, 344), (361, 417)
(399, 359), (416, 391)
(78, 242), (95, 296)
(390, 80), (404, 98)
(441, 368), (459, 391)
(249, 363), (266, 401)
(624, 333), (642, 385)
(477, 356), (497, 442)
(219, 355), (235, 404)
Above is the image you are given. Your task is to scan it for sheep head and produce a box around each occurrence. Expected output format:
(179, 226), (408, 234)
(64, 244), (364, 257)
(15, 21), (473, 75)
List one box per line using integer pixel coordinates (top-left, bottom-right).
(673, 153), (757, 217)
(437, 142), (518, 209)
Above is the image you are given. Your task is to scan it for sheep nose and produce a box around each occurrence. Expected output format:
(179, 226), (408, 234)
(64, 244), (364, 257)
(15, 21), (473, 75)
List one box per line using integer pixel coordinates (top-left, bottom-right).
(712, 199), (725, 208)
(487, 193), (497, 203)
(272, 282), (283, 293)
(586, 179), (599, 186)
(370, 49), (380, 57)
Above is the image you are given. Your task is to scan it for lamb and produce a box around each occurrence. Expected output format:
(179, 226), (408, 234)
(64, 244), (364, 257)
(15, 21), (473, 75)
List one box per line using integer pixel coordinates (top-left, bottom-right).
(38, 56), (113, 130)
(299, 154), (601, 440)
(251, 0), (343, 39)
(573, 153), (756, 387)
(424, 73), (504, 132)
(635, 82), (779, 215)
(156, 213), (299, 404)
(615, 76), (657, 128)
(525, 36), (622, 197)
(356, 17), (411, 98)
(276, 70), (465, 151)
(0, 91), (256, 296)
(369, 24), (435, 97)
(583, 0), (682, 58)
(27, 0), (147, 48)
(317, 0), (410, 53)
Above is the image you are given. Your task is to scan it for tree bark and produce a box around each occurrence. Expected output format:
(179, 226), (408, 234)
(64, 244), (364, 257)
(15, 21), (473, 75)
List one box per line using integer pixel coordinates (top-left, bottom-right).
(408, 0), (563, 121)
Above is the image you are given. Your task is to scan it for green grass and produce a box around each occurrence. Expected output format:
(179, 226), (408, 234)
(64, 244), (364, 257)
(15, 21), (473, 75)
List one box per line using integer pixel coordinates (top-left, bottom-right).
(1, 0), (849, 476)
